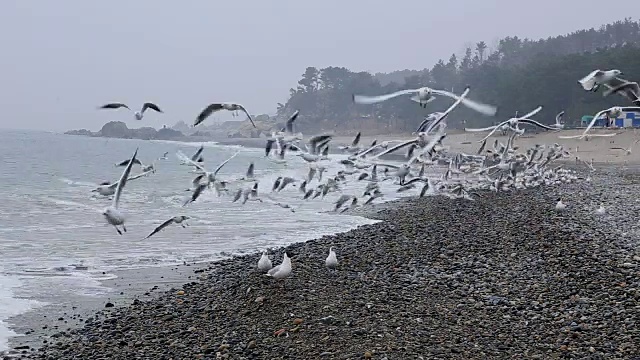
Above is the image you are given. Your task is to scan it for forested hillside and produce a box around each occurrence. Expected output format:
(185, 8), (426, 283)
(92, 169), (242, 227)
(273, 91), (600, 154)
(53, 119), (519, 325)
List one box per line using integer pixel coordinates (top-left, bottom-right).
(277, 18), (640, 134)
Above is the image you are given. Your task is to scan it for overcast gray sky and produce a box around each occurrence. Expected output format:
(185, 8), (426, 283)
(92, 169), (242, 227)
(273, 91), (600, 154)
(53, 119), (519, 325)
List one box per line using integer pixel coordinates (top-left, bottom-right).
(1, 1), (638, 131)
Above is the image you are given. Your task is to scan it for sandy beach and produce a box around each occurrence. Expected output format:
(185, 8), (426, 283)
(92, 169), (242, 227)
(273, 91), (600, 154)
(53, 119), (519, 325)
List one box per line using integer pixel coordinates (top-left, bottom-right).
(8, 165), (640, 359)
(213, 126), (640, 166)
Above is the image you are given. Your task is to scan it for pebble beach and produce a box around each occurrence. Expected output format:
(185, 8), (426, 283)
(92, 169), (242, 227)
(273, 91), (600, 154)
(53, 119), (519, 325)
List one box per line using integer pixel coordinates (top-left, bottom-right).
(10, 167), (640, 359)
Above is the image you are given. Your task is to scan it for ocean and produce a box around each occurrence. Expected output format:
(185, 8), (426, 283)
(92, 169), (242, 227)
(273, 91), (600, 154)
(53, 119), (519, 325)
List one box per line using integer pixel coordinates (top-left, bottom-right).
(0, 129), (419, 351)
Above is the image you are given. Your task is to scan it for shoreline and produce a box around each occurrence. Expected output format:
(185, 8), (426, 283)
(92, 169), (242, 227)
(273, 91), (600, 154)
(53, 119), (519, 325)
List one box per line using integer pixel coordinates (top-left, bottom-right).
(62, 127), (640, 166)
(11, 168), (640, 359)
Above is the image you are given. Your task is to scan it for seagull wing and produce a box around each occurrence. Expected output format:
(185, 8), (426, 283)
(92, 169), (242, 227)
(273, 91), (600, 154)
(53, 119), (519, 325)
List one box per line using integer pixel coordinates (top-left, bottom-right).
(351, 132), (361, 146)
(265, 139), (275, 157)
(141, 102), (163, 114)
(477, 139), (487, 155)
(213, 151), (240, 177)
(127, 169), (154, 181)
(308, 134), (333, 154)
(427, 87), (471, 132)
(286, 110), (300, 133)
(432, 88), (498, 116)
(370, 162), (400, 169)
(352, 89), (419, 105)
(581, 108), (609, 138)
(518, 119), (557, 131)
(237, 104), (256, 128)
(478, 120), (511, 142)
(466, 124), (501, 132)
(184, 183), (207, 206)
(518, 106), (543, 120)
(555, 111), (565, 125)
(603, 81), (640, 102)
(177, 150), (207, 172)
(115, 158), (142, 167)
(99, 103), (130, 111)
(578, 70), (603, 91)
(144, 218), (175, 239)
(191, 145), (204, 162)
(113, 148), (138, 209)
(246, 162), (255, 178)
(374, 139), (418, 158)
(195, 103), (224, 126)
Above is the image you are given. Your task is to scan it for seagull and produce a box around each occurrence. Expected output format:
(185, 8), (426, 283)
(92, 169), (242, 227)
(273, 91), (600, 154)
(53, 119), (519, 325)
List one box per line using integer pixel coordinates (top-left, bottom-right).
(561, 106), (630, 140)
(266, 252), (292, 287)
(99, 102), (163, 120)
(195, 103), (256, 128)
(91, 169), (154, 197)
(353, 86), (497, 116)
(143, 216), (190, 239)
(602, 80), (640, 105)
(102, 148), (138, 235)
(325, 247), (338, 270)
(555, 198), (566, 212)
(578, 69), (622, 92)
(550, 111), (565, 130)
(178, 150), (240, 188)
(610, 139), (639, 155)
(257, 250), (272, 272)
(595, 204), (606, 216)
(238, 162), (255, 181)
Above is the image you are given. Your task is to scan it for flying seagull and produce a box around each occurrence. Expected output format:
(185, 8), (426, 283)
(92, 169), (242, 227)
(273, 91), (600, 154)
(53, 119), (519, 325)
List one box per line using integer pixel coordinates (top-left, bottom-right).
(602, 79), (640, 105)
(99, 102), (163, 120)
(352, 86), (497, 116)
(143, 216), (190, 239)
(578, 69), (622, 92)
(194, 103), (256, 128)
(102, 147), (138, 235)
(559, 106), (639, 140)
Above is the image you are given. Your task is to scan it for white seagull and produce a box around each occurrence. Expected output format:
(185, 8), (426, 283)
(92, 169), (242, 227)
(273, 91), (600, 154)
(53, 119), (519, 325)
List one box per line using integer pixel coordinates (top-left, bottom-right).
(559, 106), (636, 140)
(595, 204), (606, 216)
(99, 102), (163, 120)
(143, 216), (190, 239)
(91, 169), (154, 197)
(353, 86), (497, 116)
(266, 252), (292, 286)
(555, 198), (567, 212)
(578, 69), (622, 92)
(102, 148), (138, 235)
(257, 250), (272, 272)
(195, 103), (256, 128)
(325, 247), (338, 270)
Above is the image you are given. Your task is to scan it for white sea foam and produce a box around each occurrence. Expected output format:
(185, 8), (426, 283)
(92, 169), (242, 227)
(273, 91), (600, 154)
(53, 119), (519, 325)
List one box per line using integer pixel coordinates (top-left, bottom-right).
(0, 271), (45, 352)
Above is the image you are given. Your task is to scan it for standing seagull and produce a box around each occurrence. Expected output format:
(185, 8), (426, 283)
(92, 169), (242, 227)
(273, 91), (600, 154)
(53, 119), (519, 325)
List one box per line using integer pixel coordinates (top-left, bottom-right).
(325, 247), (338, 270)
(578, 69), (623, 92)
(257, 250), (272, 272)
(195, 103), (256, 128)
(352, 86), (497, 116)
(266, 252), (292, 288)
(102, 148), (138, 235)
(99, 102), (163, 120)
(143, 216), (190, 239)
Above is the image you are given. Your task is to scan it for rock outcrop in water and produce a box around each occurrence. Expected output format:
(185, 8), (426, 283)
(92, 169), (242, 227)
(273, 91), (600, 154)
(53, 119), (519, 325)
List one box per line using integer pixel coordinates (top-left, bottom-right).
(64, 121), (187, 141)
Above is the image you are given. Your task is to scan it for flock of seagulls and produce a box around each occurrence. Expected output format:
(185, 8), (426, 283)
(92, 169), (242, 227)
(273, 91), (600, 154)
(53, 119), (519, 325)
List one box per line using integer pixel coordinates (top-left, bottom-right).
(85, 67), (635, 286)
